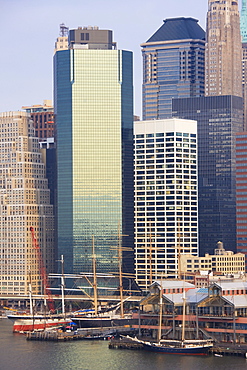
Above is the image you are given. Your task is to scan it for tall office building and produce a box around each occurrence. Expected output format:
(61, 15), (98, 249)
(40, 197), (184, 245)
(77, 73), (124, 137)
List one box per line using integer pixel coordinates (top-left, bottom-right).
(236, 132), (247, 269)
(172, 96), (243, 255)
(205, 0), (242, 97)
(54, 27), (134, 275)
(241, 0), (247, 128)
(0, 111), (54, 295)
(141, 17), (205, 120)
(134, 118), (198, 290)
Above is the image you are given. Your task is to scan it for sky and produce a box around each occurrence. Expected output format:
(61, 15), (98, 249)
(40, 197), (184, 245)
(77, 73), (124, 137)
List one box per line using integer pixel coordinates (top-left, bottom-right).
(0, 0), (209, 118)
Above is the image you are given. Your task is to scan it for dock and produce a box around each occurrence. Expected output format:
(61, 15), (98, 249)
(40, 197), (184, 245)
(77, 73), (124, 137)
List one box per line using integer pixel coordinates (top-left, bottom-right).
(26, 326), (137, 341)
(109, 337), (143, 350)
(210, 346), (247, 358)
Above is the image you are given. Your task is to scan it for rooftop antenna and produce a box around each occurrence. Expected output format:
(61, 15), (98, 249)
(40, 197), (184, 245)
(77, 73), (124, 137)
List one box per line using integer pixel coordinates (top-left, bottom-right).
(60, 23), (69, 37)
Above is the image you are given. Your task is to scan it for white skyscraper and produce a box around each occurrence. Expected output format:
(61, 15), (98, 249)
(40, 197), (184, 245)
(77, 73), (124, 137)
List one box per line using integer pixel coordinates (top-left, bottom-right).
(134, 118), (198, 290)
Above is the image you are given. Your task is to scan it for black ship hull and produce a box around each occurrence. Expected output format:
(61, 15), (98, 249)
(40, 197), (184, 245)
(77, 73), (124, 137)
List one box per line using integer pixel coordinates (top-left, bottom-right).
(72, 316), (138, 328)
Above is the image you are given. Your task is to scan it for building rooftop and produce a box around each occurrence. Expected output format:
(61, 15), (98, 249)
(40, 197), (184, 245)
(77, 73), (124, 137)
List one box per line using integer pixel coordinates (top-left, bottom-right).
(145, 17), (205, 43)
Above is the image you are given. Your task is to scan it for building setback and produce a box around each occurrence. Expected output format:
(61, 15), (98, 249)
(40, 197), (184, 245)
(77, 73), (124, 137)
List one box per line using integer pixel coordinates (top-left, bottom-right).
(205, 0), (242, 97)
(172, 95), (244, 256)
(54, 27), (134, 275)
(134, 118), (198, 290)
(141, 17), (205, 120)
(0, 111), (54, 295)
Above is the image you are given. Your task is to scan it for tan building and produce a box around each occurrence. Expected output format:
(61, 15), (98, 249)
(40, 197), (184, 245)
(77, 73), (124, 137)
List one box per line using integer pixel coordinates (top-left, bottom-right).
(54, 23), (69, 52)
(205, 0), (242, 97)
(180, 242), (245, 275)
(0, 112), (54, 295)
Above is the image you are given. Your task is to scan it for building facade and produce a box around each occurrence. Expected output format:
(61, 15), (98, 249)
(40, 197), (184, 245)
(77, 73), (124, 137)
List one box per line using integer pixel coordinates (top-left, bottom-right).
(205, 0), (242, 97)
(134, 118), (198, 290)
(241, 1), (247, 129)
(141, 17), (205, 120)
(236, 132), (247, 268)
(180, 241), (245, 275)
(0, 111), (54, 295)
(172, 95), (244, 256)
(54, 27), (134, 275)
(22, 100), (54, 141)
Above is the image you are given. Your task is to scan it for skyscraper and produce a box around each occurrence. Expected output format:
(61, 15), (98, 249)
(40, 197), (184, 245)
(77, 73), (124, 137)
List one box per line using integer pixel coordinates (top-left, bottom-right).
(236, 132), (247, 269)
(54, 27), (134, 275)
(134, 118), (198, 290)
(241, 0), (247, 128)
(172, 95), (243, 255)
(205, 0), (242, 97)
(0, 111), (54, 295)
(141, 17), (205, 120)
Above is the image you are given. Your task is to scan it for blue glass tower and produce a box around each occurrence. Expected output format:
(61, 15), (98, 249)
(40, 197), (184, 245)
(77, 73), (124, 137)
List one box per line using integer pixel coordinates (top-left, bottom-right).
(141, 18), (205, 120)
(54, 27), (134, 275)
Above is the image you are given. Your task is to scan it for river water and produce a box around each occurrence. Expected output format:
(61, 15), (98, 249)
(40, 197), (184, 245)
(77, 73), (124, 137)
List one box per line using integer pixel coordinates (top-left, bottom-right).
(0, 319), (246, 370)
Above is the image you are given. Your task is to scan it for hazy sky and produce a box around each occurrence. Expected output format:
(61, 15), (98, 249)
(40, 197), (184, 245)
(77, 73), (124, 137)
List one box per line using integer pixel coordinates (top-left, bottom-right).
(0, 0), (209, 117)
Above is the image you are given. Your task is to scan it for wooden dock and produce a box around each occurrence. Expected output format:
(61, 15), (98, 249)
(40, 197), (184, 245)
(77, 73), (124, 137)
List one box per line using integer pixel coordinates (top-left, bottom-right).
(26, 326), (137, 342)
(109, 337), (143, 350)
(210, 346), (247, 358)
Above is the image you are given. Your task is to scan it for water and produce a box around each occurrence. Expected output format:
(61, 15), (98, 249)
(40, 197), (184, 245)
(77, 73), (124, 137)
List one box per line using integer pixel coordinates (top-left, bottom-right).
(0, 319), (246, 370)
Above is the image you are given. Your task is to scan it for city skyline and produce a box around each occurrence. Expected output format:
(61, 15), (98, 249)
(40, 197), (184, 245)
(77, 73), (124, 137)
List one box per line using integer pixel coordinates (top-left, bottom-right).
(0, 0), (208, 117)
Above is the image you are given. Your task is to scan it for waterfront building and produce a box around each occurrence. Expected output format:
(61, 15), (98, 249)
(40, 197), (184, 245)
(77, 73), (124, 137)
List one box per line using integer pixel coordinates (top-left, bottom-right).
(134, 118), (198, 290)
(54, 26), (134, 275)
(180, 241), (245, 275)
(0, 111), (54, 295)
(205, 0), (242, 97)
(22, 100), (54, 141)
(172, 95), (244, 255)
(141, 17), (205, 120)
(139, 279), (247, 343)
(236, 132), (247, 268)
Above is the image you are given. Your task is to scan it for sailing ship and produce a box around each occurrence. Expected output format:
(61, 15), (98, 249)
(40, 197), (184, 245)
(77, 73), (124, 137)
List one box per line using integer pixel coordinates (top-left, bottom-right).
(126, 284), (213, 355)
(71, 233), (138, 328)
(7, 255), (69, 333)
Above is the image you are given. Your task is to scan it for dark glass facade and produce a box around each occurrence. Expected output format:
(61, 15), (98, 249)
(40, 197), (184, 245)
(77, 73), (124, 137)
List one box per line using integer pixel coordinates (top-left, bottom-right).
(141, 18), (205, 120)
(54, 48), (134, 275)
(172, 96), (244, 255)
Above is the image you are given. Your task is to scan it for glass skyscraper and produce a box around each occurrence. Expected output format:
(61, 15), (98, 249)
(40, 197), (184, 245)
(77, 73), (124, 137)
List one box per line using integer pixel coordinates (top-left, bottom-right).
(54, 27), (134, 275)
(141, 17), (205, 120)
(172, 95), (243, 255)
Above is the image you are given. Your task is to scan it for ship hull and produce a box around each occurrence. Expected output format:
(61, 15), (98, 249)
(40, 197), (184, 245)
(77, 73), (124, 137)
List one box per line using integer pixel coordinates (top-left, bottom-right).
(142, 342), (211, 355)
(7, 315), (68, 333)
(72, 316), (138, 328)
